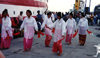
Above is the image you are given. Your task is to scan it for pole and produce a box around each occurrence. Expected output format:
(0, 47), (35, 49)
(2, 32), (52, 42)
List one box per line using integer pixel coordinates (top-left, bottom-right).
(89, 0), (91, 12)
(84, 0), (87, 14)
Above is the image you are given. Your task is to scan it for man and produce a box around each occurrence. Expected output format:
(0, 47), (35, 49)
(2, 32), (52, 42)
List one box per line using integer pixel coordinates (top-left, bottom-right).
(18, 11), (23, 25)
(36, 10), (43, 38)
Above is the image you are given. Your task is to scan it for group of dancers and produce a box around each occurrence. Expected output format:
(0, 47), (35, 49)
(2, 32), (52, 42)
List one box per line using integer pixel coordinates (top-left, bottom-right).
(0, 9), (89, 56)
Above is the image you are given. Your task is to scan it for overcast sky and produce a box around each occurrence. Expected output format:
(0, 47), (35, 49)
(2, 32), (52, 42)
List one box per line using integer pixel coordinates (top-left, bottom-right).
(48, 0), (100, 12)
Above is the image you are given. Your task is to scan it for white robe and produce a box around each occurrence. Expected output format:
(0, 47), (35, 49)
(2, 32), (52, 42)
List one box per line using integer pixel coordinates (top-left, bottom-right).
(53, 18), (66, 42)
(20, 16), (38, 39)
(1, 16), (13, 39)
(78, 17), (88, 35)
(41, 16), (54, 36)
(65, 18), (76, 34)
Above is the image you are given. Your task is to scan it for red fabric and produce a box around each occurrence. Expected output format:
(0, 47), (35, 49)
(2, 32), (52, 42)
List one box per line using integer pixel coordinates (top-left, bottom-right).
(40, 32), (45, 36)
(73, 31), (78, 38)
(65, 33), (73, 43)
(11, 18), (17, 27)
(45, 25), (52, 30)
(52, 42), (62, 54)
(13, 32), (20, 36)
(52, 28), (55, 34)
(0, 0), (47, 7)
(37, 32), (41, 38)
(87, 30), (92, 34)
(23, 38), (33, 51)
(52, 36), (64, 53)
(0, 38), (11, 49)
(45, 35), (52, 47)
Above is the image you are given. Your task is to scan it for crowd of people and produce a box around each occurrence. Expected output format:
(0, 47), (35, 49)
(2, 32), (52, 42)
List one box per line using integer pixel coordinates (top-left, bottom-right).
(0, 9), (99, 56)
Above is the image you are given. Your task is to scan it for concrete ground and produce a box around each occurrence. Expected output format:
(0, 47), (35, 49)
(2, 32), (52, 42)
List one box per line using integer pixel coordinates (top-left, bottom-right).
(1, 26), (100, 58)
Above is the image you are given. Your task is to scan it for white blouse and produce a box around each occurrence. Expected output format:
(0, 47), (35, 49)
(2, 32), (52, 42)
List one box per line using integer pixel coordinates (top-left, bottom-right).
(2, 16), (12, 30)
(20, 16), (38, 31)
(41, 16), (54, 30)
(66, 18), (76, 31)
(53, 18), (66, 35)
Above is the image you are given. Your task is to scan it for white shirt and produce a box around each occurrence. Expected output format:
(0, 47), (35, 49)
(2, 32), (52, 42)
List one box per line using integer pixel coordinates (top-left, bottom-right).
(78, 17), (88, 35)
(65, 18), (76, 34)
(41, 16), (54, 30)
(2, 16), (12, 30)
(18, 15), (23, 21)
(78, 17), (88, 30)
(53, 18), (66, 35)
(20, 16), (38, 31)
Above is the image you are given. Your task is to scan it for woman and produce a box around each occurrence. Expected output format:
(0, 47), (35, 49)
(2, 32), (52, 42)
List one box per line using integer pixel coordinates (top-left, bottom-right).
(20, 10), (38, 51)
(78, 13), (88, 46)
(1, 9), (13, 49)
(41, 12), (54, 47)
(65, 13), (76, 45)
(52, 12), (65, 56)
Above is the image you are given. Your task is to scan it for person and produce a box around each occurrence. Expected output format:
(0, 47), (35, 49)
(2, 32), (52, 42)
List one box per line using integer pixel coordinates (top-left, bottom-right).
(90, 13), (94, 25)
(42, 11), (47, 21)
(0, 51), (5, 58)
(52, 12), (65, 56)
(20, 10), (38, 51)
(78, 13), (88, 46)
(18, 11), (23, 25)
(41, 12), (54, 47)
(0, 9), (13, 49)
(65, 13), (76, 45)
(51, 12), (55, 22)
(93, 13), (97, 25)
(36, 10), (43, 38)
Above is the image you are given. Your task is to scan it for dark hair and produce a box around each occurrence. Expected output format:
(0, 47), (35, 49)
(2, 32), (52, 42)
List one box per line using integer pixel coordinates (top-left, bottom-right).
(26, 10), (32, 15)
(2, 9), (8, 16)
(20, 11), (23, 15)
(47, 12), (51, 15)
(57, 12), (62, 18)
(81, 13), (85, 17)
(37, 10), (40, 13)
(69, 13), (73, 17)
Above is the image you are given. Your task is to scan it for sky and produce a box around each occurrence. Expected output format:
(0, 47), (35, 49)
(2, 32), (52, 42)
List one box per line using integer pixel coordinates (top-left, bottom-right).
(48, 0), (100, 12)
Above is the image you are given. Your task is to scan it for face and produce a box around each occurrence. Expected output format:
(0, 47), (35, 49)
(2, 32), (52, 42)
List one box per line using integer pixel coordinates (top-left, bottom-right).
(69, 15), (72, 19)
(48, 15), (51, 18)
(3, 12), (7, 17)
(26, 11), (31, 17)
(57, 16), (61, 20)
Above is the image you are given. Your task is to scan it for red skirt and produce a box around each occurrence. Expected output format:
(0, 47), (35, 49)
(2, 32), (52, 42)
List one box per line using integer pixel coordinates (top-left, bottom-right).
(23, 38), (33, 51)
(0, 36), (11, 49)
(52, 40), (62, 54)
(45, 35), (52, 47)
(79, 34), (86, 46)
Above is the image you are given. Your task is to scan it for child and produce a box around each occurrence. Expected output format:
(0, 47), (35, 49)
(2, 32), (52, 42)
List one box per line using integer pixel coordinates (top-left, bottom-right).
(41, 12), (54, 47)
(20, 10), (38, 51)
(78, 13), (88, 46)
(1, 9), (13, 49)
(52, 12), (65, 56)
(65, 13), (76, 45)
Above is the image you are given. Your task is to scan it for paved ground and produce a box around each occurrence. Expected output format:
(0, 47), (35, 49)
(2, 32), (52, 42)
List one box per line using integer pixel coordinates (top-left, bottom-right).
(1, 26), (100, 58)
